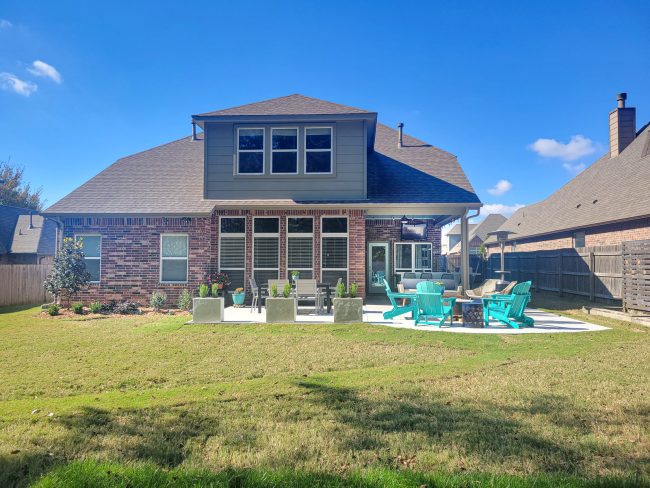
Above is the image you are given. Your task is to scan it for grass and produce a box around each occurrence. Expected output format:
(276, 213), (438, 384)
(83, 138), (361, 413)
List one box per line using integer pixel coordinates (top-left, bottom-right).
(0, 293), (648, 487)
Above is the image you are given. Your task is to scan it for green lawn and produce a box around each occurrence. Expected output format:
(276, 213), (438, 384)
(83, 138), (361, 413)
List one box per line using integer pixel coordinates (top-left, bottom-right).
(0, 295), (648, 487)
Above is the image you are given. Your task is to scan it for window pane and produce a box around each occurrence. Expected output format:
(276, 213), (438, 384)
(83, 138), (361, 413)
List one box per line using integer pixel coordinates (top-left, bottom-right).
(574, 232), (585, 248)
(322, 217), (347, 233)
(220, 237), (245, 268)
(396, 244), (412, 269)
(78, 235), (100, 258)
(322, 270), (347, 288)
(288, 217), (313, 234)
(162, 235), (188, 257)
(272, 152), (297, 173)
(254, 237), (279, 267)
(239, 129), (264, 150)
(255, 269), (279, 286)
(306, 151), (331, 173)
(415, 244), (432, 270)
(220, 218), (245, 234)
(322, 237), (347, 268)
(239, 152), (263, 173)
(85, 259), (100, 282)
(272, 128), (297, 150)
(162, 259), (187, 282)
(288, 237), (313, 269)
(254, 218), (279, 233)
(306, 128), (331, 149)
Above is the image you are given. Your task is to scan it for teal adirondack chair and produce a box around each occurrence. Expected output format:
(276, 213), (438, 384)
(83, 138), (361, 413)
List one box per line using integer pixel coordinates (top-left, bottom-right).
(414, 281), (456, 326)
(382, 279), (418, 320)
(482, 281), (534, 328)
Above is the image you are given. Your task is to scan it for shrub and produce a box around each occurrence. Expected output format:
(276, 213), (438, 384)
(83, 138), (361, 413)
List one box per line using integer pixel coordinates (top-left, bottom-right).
(349, 283), (358, 298)
(71, 302), (84, 314)
(336, 281), (346, 298)
(270, 283), (278, 298)
(88, 302), (102, 314)
(114, 301), (140, 315)
(47, 304), (60, 316)
(177, 289), (192, 311)
(211, 283), (219, 297)
(43, 237), (91, 306)
(150, 292), (167, 311)
(199, 284), (209, 298)
(282, 283), (292, 298)
(101, 300), (117, 313)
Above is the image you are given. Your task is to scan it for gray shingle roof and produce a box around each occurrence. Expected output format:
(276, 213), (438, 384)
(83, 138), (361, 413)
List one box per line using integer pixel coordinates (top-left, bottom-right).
(0, 205), (56, 255)
(448, 213), (507, 253)
(197, 94), (373, 117)
(448, 223), (477, 235)
(497, 123), (650, 239)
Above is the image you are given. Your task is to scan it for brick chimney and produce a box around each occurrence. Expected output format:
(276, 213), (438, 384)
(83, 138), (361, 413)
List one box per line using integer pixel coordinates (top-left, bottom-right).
(609, 93), (636, 158)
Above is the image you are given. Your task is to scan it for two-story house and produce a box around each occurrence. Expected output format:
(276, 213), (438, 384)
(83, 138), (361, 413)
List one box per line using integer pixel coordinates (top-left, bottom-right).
(44, 94), (481, 302)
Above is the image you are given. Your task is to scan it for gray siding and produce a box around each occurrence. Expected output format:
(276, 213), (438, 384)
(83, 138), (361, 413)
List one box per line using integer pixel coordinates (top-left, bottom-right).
(205, 120), (366, 200)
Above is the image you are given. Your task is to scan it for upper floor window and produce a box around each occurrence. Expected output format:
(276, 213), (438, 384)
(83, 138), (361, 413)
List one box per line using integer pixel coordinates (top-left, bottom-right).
(271, 128), (298, 174)
(305, 127), (332, 174)
(237, 128), (264, 174)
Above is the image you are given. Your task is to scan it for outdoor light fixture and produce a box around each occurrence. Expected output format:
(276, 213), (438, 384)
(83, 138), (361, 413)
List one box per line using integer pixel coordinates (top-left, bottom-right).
(400, 215), (409, 225)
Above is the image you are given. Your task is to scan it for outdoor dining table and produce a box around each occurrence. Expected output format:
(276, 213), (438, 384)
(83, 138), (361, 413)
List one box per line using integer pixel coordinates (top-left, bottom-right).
(257, 282), (332, 314)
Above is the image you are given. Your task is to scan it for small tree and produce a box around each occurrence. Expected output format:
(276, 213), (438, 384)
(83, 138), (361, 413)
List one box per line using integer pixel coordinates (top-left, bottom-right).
(44, 238), (91, 306)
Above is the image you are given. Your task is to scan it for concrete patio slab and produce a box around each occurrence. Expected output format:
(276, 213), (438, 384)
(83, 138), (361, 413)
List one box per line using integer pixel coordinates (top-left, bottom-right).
(217, 303), (609, 334)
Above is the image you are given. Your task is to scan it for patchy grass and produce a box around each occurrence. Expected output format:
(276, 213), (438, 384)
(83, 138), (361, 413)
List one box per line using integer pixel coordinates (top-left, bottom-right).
(0, 297), (648, 487)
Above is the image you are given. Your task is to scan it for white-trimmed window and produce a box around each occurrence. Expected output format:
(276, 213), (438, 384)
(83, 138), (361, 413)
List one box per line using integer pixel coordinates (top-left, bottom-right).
(76, 234), (101, 283)
(321, 216), (347, 286)
(160, 234), (189, 283)
(287, 217), (313, 279)
(395, 242), (433, 275)
(305, 127), (332, 174)
(271, 128), (298, 174)
(237, 127), (264, 174)
(219, 217), (246, 290)
(253, 217), (279, 285)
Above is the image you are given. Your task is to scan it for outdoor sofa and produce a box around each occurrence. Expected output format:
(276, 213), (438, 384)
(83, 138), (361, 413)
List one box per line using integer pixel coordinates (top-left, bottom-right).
(400, 272), (460, 291)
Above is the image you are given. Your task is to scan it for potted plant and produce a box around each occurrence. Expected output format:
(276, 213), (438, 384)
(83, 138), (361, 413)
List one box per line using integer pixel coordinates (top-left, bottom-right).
(266, 282), (296, 323)
(191, 283), (224, 324)
(290, 270), (300, 283)
(333, 282), (363, 323)
(232, 287), (245, 306)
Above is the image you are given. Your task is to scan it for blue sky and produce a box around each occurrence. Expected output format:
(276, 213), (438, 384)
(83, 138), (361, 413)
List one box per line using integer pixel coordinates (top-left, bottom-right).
(1, 1), (648, 217)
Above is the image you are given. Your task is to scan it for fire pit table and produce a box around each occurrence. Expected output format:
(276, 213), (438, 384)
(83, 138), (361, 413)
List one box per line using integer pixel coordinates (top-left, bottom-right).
(462, 300), (484, 328)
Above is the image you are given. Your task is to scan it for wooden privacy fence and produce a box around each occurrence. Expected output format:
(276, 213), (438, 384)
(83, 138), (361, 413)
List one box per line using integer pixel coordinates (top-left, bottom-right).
(487, 245), (623, 300)
(622, 240), (650, 312)
(0, 264), (52, 306)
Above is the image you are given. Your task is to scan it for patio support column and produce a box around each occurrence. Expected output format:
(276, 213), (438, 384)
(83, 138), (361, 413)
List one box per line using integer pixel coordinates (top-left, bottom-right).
(460, 210), (470, 292)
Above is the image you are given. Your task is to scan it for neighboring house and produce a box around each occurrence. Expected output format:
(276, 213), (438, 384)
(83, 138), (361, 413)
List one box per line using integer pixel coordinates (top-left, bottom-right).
(447, 214), (506, 255)
(0, 205), (56, 264)
(486, 93), (649, 254)
(44, 94), (480, 301)
(445, 223), (477, 254)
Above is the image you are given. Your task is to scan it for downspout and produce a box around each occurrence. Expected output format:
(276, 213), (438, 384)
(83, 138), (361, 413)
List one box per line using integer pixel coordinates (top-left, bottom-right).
(460, 207), (480, 293)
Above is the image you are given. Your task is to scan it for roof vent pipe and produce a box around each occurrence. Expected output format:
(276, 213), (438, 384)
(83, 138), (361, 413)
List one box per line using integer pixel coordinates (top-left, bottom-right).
(28, 211), (34, 230)
(397, 122), (404, 148)
(191, 122), (197, 141)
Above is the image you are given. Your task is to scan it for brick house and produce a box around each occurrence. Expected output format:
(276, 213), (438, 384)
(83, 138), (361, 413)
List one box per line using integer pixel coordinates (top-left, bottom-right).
(43, 94), (480, 303)
(486, 93), (650, 254)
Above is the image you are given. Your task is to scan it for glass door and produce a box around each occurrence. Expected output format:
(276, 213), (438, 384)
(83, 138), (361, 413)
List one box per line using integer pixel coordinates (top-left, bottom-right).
(367, 242), (389, 294)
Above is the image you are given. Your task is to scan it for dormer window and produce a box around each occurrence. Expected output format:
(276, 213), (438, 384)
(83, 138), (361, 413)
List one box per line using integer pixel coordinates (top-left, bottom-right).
(271, 128), (298, 174)
(237, 128), (264, 174)
(305, 127), (332, 173)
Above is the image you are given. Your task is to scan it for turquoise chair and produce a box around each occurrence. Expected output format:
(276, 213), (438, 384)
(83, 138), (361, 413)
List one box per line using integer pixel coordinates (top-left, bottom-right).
(482, 281), (534, 328)
(382, 279), (418, 320)
(414, 281), (456, 327)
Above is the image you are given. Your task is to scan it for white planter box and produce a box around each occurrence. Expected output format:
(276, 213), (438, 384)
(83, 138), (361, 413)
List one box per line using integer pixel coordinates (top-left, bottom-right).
(333, 297), (363, 323)
(191, 297), (224, 324)
(265, 297), (296, 323)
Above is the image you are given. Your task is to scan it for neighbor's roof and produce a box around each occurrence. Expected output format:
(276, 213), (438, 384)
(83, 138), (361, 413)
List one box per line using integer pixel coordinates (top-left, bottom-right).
(448, 213), (507, 254)
(45, 95), (480, 215)
(447, 223), (478, 235)
(195, 94), (374, 117)
(494, 123), (650, 240)
(0, 205), (56, 255)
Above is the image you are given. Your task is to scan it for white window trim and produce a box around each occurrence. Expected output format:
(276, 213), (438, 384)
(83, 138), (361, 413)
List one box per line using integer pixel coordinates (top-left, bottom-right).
(304, 126), (333, 174)
(160, 234), (189, 284)
(75, 234), (101, 283)
(218, 216), (246, 290)
(271, 127), (299, 175)
(394, 242), (433, 275)
(253, 217), (280, 281)
(320, 216), (349, 285)
(236, 127), (265, 175)
(286, 216), (314, 278)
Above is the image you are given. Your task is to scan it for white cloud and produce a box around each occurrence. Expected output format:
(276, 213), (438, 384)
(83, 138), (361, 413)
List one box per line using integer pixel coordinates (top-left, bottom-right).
(487, 179), (512, 196)
(0, 19), (12, 29)
(562, 162), (586, 175)
(0, 72), (37, 96)
(28, 60), (62, 84)
(528, 134), (597, 161)
(482, 203), (525, 217)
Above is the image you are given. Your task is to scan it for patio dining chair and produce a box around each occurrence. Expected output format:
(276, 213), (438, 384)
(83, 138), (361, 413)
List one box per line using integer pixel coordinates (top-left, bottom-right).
(268, 279), (290, 295)
(249, 278), (263, 313)
(294, 279), (323, 313)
